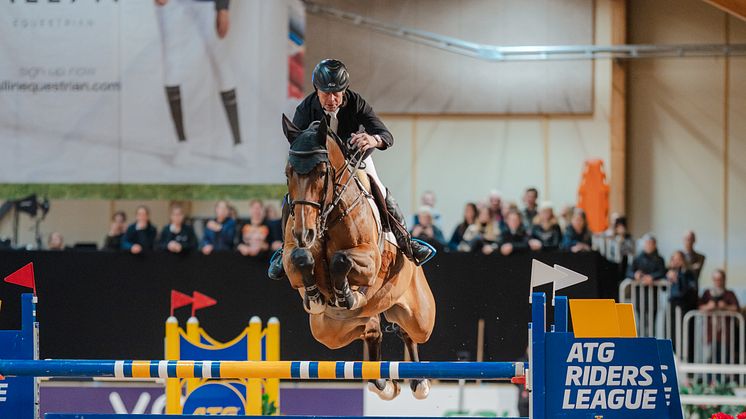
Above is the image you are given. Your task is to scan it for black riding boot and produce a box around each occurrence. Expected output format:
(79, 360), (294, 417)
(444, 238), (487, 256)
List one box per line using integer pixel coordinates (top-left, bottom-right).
(165, 86), (186, 142)
(267, 196), (290, 280)
(220, 89), (242, 145)
(385, 190), (435, 266)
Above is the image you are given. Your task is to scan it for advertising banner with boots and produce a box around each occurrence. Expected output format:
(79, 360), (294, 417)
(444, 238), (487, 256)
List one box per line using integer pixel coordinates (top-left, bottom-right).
(0, 0), (304, 184)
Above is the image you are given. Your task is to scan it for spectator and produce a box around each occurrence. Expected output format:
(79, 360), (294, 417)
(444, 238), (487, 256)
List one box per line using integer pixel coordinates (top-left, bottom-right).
(103, 211), (127, 251)
(699, 269), (739, 313)
(499, 211), (529, 256)
(265, 201), (284, 251)
(412, 191), (442, 229)
(461, 205), (501, 255)
(600, 216), (635, 265)
(529, 202), (562, 251)
(122, 205), (157, 254)
(667, 251), (698, 313)
(558, 205), (574, 233)
(488, 190), (504, 224)
(699, 269), (740, 370)
(158, 204), (197, 254)
(410, 206), (446, 251)
(521, 187), (539, 230)
(228, 204), (239, 222)
(681, 230), (706, 282)
(47, 232), (65, 250)
(627, 234), (666, 284)
(238, 200), (282, 257)
(201, 200), (237, 255)
(448, 202), (478, 252)
(599, 216), (635, 289)
(561, 209), (592, 253)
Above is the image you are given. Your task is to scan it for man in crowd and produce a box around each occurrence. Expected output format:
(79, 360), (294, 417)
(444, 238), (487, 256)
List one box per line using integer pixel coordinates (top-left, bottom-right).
(47, 232), (65, 250)
(681, 230), (706, 282)
(158, 204), (198, 254)
(628, 233), (666, 284)
(521, 187), (538, 230)
(201, 200), (236, 254)
(122, 206), (158, 254)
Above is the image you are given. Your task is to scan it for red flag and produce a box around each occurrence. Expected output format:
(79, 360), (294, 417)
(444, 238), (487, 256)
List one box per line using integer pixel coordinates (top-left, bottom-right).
(170, 290), (193, 316)
(192, 291), (217, 316)
(4, 263), (36, 295)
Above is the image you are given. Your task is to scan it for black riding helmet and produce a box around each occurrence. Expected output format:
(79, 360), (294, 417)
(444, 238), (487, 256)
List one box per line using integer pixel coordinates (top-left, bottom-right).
(312, 59), (350, 93)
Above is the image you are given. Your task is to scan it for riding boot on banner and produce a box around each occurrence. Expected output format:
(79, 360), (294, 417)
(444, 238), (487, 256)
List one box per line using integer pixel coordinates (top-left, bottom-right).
(385, 189), (435, 266)
(267, 196), (291, 280)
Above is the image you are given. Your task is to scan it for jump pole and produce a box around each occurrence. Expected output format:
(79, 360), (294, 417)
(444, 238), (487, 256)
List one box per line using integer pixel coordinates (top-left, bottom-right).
(0, 359), (525, 381)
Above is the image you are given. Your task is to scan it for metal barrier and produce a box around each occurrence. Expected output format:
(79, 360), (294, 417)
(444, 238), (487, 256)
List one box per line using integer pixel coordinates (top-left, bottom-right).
(618, 279), (678, 341)
(682, 310), (745, 385)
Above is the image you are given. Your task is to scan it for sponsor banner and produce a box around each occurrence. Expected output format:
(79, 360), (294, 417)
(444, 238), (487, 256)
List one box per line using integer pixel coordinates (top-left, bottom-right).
(39, 383), (363, 416)
(544, 333), (683, 419)
(364, 383), (521, 417)
(1, 0), (302, 184)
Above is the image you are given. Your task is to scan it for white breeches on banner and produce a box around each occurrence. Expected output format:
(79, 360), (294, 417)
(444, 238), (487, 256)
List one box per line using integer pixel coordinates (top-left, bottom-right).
(362, 156), (387, 199)
(156, 0), (235, 91)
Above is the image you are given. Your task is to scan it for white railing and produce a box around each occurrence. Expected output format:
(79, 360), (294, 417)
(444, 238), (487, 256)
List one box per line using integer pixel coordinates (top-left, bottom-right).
(618, 279), (679, 341)
(681, 310), (745, 386)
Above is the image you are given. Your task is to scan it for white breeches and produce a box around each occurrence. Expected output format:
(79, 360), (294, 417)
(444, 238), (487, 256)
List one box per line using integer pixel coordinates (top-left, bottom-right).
(156, 0), (235, 91)
(362, 156), (387, 198)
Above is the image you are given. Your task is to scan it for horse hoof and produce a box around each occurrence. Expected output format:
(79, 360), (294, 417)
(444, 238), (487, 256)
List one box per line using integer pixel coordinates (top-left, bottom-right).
(368, 379), (400, 401)
(411, 379), (430, 400)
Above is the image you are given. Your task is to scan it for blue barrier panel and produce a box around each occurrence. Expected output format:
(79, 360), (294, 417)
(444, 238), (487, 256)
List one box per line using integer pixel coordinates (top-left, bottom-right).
(0, 294), (37, 419)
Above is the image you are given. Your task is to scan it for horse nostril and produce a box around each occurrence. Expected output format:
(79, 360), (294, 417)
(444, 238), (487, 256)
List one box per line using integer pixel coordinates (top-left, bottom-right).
(304, 229), (316, 245)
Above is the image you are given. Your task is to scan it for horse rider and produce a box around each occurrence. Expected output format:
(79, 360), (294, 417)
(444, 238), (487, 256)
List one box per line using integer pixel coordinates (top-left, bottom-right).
(268, 59), (434, 280)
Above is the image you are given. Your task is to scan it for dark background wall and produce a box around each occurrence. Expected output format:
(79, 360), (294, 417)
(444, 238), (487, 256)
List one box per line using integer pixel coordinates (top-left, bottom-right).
(0, 251), (611, 362)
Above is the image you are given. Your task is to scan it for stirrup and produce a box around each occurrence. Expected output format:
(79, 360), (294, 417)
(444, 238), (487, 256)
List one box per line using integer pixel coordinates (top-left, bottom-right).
(411, 238), (436, 266)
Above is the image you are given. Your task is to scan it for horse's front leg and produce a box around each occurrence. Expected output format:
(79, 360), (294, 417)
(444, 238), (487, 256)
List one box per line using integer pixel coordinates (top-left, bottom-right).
(291, 247), (325, 314)
(329, 250), (369, 310)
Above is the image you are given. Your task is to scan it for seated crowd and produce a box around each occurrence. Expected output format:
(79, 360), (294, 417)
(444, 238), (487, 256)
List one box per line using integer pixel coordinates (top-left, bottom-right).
(95, 200), (283, 257)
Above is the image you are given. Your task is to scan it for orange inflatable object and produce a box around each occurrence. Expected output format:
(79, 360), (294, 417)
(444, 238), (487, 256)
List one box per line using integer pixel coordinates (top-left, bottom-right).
(577, 159), (610, 234)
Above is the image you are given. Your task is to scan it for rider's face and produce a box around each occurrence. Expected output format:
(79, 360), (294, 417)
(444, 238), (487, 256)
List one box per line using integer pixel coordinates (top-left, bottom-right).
(317, 90), (345, 112)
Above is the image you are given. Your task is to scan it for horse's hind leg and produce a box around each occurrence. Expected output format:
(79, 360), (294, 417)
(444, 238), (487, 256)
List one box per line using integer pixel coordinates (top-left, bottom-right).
(401, 330), (431, 400)
(364, 316), (400, 401)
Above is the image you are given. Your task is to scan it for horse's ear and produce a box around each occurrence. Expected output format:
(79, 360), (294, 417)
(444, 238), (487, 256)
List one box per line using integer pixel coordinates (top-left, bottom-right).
(282, 114), (301, 143)
(316, 117), (328, 146)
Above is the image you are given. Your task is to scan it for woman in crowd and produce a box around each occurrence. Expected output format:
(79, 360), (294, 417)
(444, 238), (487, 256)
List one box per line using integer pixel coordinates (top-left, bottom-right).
(561, 209), (592, 253)
(528, 202), (562, 251)
(200, 200), (236, 255)
(103, 211), (127, 251)
(237, 200), (282, 257)
(499, 210), (528, 256)
(122, 206), (157, 254)
(460, 205), (501, 254)
(667, 250), (698, 313)
(448, 202), (477, 252)
(158, 204), (197, 254)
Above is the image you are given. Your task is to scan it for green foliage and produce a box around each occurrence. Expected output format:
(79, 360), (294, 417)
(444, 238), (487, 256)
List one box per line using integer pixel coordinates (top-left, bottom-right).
(262, 393), (278, 416)
(0, 183), (286, 200)
(681, 382), (746, 418)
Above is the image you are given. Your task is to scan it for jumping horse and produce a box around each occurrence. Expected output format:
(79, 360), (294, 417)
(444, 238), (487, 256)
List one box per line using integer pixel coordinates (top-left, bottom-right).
(280, 115), (436, 400)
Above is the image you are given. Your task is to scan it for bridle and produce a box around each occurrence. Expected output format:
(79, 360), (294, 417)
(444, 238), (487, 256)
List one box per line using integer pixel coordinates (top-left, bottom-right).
(287, 139), (370, 241)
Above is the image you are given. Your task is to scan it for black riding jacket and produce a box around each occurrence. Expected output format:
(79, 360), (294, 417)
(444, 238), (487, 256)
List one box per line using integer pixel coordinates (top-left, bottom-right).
(292, 89), (394, 152)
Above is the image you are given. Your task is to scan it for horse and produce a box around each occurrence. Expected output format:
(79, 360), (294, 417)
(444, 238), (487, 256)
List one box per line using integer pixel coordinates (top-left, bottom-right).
(280, 115), (436, 400)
